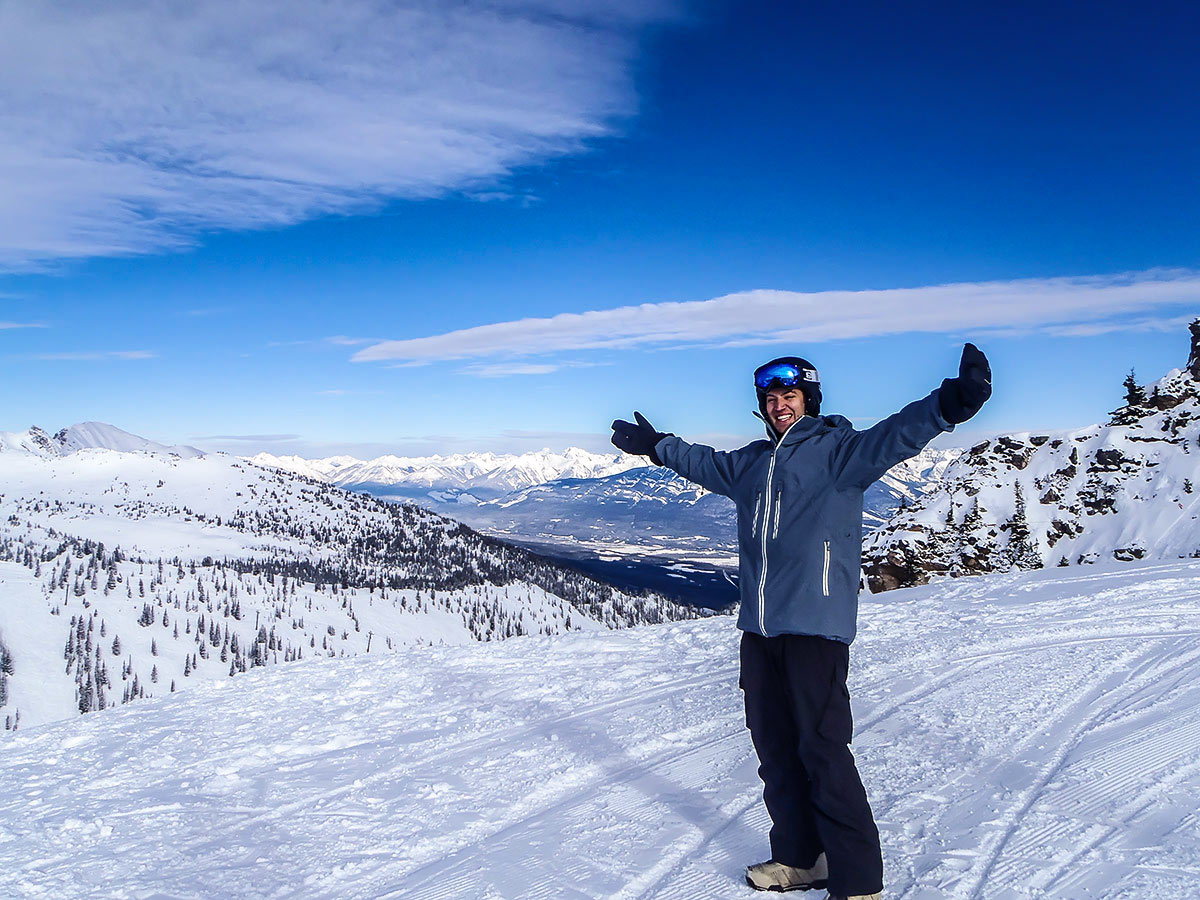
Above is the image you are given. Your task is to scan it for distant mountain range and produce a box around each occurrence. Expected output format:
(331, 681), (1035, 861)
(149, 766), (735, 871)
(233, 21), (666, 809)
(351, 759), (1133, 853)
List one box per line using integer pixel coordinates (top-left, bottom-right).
(248, 447), (641, 500)
(251, 441), (960, 562)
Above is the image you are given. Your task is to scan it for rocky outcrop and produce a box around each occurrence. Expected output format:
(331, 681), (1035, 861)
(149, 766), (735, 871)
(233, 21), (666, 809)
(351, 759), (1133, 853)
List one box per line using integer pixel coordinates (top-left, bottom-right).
(863, 318), (1200, 592)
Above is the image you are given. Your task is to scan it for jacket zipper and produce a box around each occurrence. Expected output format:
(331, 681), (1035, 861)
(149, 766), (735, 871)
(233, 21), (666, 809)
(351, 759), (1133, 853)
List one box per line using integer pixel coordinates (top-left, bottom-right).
(822, 540), (831, 597)
(758, 420), (799, 636)
(751, 492), (762, 538)
(771, 491), (782, 539)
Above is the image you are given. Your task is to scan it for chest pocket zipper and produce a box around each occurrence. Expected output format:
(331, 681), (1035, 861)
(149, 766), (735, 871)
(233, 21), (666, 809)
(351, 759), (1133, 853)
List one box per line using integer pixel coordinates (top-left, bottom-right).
(822, 540), (831, 596)
(771, 491), (782, 539)
(751, 492), (763, 538)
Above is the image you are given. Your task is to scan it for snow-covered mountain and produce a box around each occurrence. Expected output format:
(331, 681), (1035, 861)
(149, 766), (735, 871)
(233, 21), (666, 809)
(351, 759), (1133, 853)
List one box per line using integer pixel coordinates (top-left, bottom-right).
(863, 318), (1200, 592)
(0, 422), (204, 458)
(0, 431), (696, 730)
(4, 557), (1199, 899)
(249, 446), (641, 499)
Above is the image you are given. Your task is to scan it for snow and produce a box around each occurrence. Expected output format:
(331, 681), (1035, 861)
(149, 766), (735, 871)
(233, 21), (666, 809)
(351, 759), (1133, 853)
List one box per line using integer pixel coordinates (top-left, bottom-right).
(0, 565), (77, 729)
(0, 423), (203, 459)
(4, 558), (1200, 899)
(0, 432), (689, 729)
(250, 446), (643, 496)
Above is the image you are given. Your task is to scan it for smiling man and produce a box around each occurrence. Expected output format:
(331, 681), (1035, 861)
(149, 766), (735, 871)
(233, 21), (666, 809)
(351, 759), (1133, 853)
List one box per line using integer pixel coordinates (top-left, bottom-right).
(611, 345), (991, 900)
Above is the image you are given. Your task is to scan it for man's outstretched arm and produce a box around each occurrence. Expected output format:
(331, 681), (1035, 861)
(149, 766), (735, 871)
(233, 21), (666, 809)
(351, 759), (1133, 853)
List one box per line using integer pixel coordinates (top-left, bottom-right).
(611, 411), (746, 498)
(832, 343), (991, 489)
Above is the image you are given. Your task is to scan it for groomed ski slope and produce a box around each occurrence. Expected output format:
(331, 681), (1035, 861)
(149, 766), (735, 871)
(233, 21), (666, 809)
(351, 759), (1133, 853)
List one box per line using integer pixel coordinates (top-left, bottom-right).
(3, 559), (1200, 900)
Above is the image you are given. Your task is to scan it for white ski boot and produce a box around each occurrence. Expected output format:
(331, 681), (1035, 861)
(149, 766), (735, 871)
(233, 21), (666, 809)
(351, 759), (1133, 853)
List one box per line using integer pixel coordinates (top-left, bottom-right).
(744, 853), (828, 892)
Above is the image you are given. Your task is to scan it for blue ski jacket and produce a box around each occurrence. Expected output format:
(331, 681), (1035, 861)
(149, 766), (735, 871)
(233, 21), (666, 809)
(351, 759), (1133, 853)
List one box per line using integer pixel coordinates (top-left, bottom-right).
(654, 389), (953, 644)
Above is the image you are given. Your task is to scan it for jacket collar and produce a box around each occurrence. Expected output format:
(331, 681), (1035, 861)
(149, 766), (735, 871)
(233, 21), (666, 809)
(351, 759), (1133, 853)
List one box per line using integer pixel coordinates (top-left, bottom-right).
(753, 411), (824, 447)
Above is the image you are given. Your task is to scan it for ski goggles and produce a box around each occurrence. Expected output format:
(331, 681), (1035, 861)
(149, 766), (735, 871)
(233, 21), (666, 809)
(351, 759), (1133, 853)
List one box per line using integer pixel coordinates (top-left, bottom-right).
(753, 361), (819, 391)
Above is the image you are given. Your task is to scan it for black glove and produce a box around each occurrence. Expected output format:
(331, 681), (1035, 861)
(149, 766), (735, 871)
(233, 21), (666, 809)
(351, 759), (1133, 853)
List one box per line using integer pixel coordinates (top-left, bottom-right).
(939, 343), (992, 425)
(610, 411), (671, 465)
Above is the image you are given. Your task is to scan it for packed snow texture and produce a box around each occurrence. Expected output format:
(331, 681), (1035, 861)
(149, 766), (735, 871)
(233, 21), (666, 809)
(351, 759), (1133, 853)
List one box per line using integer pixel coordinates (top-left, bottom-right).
(3, 558), (1200, 899)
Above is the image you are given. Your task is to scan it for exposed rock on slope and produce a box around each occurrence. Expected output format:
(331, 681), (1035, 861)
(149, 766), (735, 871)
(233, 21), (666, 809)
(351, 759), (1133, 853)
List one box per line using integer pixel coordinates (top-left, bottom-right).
(863, 318), (1200, 592)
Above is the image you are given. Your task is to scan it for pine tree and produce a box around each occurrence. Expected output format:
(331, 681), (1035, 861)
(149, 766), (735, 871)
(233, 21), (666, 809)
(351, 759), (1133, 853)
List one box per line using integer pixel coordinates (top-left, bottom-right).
(1007, 483), (1042, 570)
(1123, 369), (1147, 406)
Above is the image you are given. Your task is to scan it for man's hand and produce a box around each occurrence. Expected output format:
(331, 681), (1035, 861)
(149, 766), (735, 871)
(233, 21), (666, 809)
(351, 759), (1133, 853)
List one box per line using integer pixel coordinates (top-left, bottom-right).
(938, 343), (992, 425)
(611, 411), (670, 465)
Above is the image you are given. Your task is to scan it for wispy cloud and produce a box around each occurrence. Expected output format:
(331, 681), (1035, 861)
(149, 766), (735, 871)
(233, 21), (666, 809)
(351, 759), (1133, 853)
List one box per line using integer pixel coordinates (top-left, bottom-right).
(196, 433), (302, 443)
(353, 269), (1200, 365)
(0, 0), (680, 270)
(1042, 313), (1198, 338)
(461, 360), (608, 377)
(469, 362), (563, 377)
(326, 336), (378, 347)
(31, 350), (156, 361)
(0, 321), (47, 329)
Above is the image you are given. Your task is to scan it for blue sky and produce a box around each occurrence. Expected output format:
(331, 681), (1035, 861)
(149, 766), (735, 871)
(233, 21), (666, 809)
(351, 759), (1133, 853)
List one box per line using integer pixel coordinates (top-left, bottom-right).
(1, 0), (1197, 457)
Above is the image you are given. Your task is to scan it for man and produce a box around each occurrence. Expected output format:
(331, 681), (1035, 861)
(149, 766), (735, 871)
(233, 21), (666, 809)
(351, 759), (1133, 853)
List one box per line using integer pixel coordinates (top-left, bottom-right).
(610, 345), (991, 900)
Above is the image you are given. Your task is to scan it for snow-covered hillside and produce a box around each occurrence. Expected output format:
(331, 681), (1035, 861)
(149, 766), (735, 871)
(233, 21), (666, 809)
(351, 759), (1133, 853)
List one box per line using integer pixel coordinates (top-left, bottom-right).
(0, 437), (694, 730)
(864, 318), (1200, 592)
(3, 558), (1199, 899)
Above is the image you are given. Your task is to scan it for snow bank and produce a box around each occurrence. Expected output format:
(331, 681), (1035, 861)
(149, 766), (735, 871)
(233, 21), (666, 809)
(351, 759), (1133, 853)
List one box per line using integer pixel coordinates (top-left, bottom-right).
(3, 559), (1200, 899)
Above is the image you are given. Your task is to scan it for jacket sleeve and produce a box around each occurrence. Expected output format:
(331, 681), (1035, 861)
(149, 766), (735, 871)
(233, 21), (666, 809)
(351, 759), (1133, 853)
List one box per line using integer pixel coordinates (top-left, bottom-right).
(654, 435), (751, 498)
(831, 389), (954, 490)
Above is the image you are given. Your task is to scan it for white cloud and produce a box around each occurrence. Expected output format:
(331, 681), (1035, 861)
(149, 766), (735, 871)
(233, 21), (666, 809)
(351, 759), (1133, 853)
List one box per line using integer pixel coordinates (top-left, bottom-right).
(31, 350), (156, 361)
(195, 433), (302, 443)
(0, 1), (679, 270)
(0, 321), (47, 329)
(461, 359), (608, 377)
(1041, 314), (1198, 338)
(469, 362), (564, 377)
(353, 268), (1200, 364)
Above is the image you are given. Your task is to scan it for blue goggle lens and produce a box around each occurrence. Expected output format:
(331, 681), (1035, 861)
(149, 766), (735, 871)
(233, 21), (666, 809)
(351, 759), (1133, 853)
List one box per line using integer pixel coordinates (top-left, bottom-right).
(755, 363), (803, 391)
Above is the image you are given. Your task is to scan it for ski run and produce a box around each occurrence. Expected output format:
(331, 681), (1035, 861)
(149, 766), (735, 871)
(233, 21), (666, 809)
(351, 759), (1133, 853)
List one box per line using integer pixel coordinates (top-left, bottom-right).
(3, 557), (1200, 899)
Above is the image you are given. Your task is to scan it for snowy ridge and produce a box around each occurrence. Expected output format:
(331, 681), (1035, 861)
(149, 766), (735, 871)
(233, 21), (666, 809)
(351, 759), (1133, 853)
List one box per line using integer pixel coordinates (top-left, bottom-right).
(3, 558), (1200, 898)
(863, 319), (1200, 591)
(249, 446), (642, 499)
(0, 437), (695, 730)
(0, 422), (203, 459)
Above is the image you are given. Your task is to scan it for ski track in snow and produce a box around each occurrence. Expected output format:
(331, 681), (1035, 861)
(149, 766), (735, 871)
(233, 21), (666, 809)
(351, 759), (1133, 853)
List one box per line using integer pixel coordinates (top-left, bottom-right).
(4, 559), (1200, 899)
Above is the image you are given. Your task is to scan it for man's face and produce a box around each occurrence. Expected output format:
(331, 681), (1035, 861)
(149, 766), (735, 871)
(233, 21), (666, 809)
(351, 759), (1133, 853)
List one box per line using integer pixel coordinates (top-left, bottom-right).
(765, 387), (806, 432)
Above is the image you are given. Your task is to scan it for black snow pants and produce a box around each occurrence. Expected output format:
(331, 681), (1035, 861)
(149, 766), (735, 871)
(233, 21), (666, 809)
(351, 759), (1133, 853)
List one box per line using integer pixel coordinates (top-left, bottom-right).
(739, 630), (883, 897)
